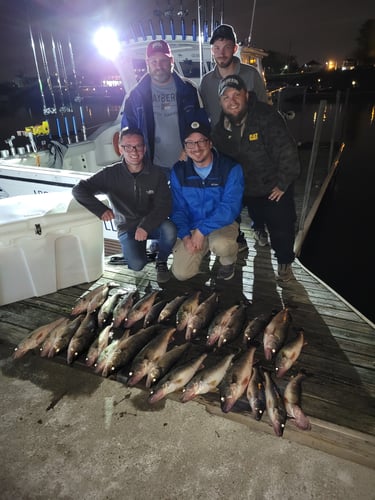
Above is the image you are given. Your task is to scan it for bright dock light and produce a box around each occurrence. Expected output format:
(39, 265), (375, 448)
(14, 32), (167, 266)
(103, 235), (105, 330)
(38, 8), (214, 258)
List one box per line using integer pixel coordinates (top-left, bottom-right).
(93, 27), (120, 60)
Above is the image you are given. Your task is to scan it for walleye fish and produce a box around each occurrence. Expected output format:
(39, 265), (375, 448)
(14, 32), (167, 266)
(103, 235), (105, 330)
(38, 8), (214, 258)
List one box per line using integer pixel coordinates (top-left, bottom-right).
(242, 313), (271, 345)
(158, 295), (188, 323)
(283, 370), (311, 431)
(175, 291), (201, 332)
(148, 352), (207, 404)
(264, 370), (287, 437)
(145, 343), (191, 388)
(97, 290), (126, 329)
(219, 346), (256, 413)
(86, 323), (114, 367)
(185, 292), (219, 341)
(246, 365), (266, 421)
(206, 304), (239, 347)
(66, 311), (98, 364)
(39, 318), (70, 358)
(71, 282), (119, 316)
(124, 290), (160, 329)
(40, 315), (84, 358)
(275, 329), (306, 378)
(94, 337), (122, 373)
(143, 299), (168, 328)
(217, 304), (247, 347)
(263, 308), (291, 361)
(13, 316), (67, 359)
(112, 289), (140, 329)
(181, 352), (235, 402)
(127, 326), (176, 386)
(96, 325), (159, 377)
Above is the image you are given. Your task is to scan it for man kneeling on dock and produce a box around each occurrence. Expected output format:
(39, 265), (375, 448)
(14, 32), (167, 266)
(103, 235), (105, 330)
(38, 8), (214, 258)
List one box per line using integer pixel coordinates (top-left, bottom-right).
(72, 127), (177, 283)
(170, 121), (244, 282)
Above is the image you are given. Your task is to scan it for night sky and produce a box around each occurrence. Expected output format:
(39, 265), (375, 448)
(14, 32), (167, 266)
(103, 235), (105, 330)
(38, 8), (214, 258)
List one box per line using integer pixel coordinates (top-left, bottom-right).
(0, 0), (374, 81)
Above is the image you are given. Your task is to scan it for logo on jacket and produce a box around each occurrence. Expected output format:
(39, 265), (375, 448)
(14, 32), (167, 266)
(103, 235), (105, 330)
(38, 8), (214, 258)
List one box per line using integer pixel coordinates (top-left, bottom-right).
(146, 190), (155, 195)
(248, 133), (258, 141)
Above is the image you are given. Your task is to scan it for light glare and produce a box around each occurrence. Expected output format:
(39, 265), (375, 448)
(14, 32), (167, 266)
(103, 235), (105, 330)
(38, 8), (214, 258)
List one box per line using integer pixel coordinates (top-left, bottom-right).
(93, 27), (120, 60)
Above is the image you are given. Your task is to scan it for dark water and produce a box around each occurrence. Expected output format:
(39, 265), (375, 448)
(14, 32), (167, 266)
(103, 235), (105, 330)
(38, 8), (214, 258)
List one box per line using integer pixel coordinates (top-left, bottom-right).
(297, 98), (375, 323)
(1, 91), (374, 323)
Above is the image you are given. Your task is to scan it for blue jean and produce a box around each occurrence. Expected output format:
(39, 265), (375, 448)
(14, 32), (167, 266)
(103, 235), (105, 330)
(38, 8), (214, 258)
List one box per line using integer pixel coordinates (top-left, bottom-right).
(244, 185), (297, 264)
(118, 220), (177, 271)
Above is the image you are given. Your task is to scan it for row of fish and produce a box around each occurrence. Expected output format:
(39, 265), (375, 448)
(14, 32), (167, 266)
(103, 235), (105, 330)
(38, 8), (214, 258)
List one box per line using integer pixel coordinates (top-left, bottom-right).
(12, 281), (311, 436)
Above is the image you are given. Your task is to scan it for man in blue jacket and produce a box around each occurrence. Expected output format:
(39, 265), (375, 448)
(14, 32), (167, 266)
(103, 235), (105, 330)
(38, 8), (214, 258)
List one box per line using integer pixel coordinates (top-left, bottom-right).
(170, 121), (244, 281)
(121, 39), (209, 179)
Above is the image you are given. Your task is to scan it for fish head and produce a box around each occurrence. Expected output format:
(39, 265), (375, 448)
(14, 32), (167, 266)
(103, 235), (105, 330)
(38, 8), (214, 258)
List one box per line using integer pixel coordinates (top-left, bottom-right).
(127, 359), (149, 386)
(148, 380), (170, 404)
(220, 383), (238, 413)
(181, 381), (199, 403)
(206, 330), (220, 347)
(274, 350), (289, 378)
(145, 366), (162, 388)
(271, 410), (286, 437)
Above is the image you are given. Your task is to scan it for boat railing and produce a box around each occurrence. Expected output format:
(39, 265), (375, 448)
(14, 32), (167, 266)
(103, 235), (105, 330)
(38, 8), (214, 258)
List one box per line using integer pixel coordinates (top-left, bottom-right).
(294, 93), (345, 255)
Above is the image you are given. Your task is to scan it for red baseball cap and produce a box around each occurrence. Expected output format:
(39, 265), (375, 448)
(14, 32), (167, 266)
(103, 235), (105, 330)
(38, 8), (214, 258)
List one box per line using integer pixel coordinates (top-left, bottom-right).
(146, 40), (172, 58)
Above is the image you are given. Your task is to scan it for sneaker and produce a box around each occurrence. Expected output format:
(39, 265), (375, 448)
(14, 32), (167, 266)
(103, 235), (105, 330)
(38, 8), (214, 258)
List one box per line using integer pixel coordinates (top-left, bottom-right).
(254, 230), (269, 247)
(156, 262), (171, 283)
(216, 263), (235, 281)
(237, 231), (248, 253)
(276, 264), (294, 282)
(108, 255), (128, 265)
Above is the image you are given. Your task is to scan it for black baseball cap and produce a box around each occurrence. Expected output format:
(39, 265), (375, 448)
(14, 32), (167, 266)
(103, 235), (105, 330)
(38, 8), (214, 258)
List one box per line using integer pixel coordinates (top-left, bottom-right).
(210, 24), (237, 44)
(218, 75), (247, 96)
(184, 121), (211, 141)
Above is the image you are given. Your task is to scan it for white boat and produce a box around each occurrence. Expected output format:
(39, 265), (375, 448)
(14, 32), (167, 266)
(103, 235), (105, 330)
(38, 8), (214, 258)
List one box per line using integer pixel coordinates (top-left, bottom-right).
(0, 7), (267, 251)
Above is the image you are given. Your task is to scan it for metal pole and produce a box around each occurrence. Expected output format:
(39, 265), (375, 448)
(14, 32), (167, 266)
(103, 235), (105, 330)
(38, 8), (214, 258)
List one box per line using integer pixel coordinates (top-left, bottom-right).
(327, 90), (341, 172)
(248, 0), (257, 44)
(298, 100), (327, 232)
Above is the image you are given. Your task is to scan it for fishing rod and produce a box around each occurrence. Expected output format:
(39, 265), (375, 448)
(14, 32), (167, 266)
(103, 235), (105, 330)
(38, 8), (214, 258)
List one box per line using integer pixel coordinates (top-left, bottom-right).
(196, 0), (204, 80)
(51, 34), (71, 143)
(210, 0), (215, 35)
(39, 32), (63, 142)
(57, 39), (79, 143)
(68, 36), (87, 141)
(29, 25), (48, 115)
(38, 32), (57, 113)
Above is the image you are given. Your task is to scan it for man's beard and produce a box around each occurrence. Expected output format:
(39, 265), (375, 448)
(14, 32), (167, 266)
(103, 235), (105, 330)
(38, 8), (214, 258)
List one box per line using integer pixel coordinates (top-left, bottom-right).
(215, 57), (233, 69)
(226, 108), (248, 126)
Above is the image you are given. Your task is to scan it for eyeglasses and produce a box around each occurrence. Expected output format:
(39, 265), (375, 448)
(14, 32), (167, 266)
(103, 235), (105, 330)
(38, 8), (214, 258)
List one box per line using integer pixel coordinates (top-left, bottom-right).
(184, 138), (209, 149)
(120, 144), (145, 153)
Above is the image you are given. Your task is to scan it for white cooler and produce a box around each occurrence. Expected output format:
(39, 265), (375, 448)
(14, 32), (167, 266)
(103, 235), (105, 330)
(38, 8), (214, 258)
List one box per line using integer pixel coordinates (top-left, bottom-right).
(0, 192), (104, 305)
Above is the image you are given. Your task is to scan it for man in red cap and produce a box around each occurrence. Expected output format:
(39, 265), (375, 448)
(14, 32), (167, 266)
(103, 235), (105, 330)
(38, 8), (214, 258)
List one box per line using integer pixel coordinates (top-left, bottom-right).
(121, 39), (209, 180)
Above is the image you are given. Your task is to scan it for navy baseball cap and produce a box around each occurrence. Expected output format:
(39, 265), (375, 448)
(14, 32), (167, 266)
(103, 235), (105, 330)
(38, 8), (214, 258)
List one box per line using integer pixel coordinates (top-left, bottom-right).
(184, 121), (211, 141)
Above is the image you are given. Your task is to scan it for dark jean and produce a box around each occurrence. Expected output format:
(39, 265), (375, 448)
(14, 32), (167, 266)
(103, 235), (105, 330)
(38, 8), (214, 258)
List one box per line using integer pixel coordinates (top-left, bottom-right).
(118, 219), (177, 271)
(244, 185), (297, 264)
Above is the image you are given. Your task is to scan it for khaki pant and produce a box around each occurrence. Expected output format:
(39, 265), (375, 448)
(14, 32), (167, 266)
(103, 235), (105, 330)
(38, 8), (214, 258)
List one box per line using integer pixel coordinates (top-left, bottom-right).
(171, 222), (239, 281)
